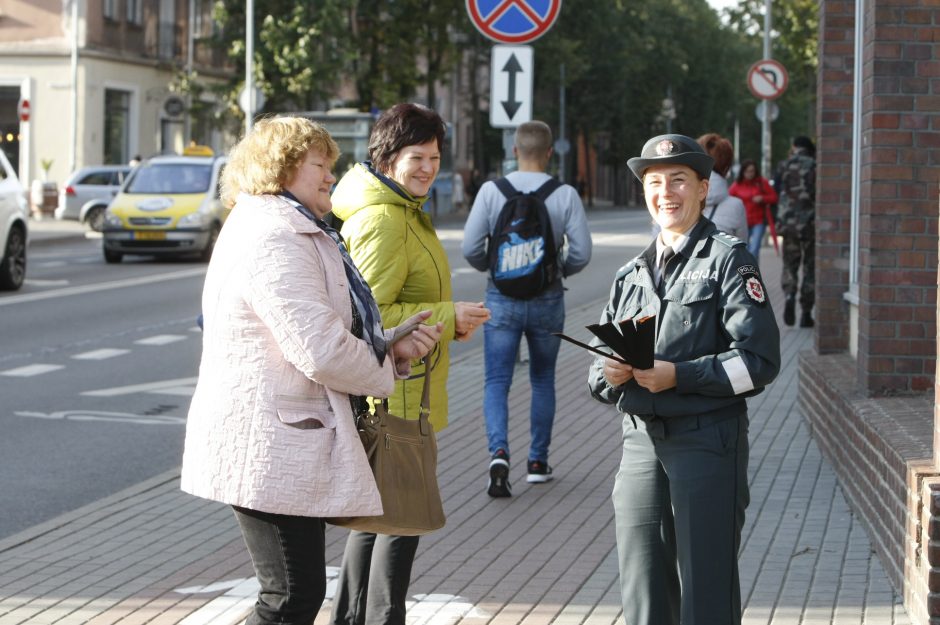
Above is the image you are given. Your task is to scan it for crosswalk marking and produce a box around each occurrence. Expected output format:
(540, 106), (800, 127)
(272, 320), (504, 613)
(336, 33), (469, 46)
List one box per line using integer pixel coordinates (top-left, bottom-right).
(1, 364), (65, 377)
(135, 334), (188, 346)
(72, 348), (131, 360)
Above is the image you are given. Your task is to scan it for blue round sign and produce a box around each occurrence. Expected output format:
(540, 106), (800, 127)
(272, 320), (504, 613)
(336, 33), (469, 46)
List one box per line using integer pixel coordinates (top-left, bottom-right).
(466, 0), (562, 44)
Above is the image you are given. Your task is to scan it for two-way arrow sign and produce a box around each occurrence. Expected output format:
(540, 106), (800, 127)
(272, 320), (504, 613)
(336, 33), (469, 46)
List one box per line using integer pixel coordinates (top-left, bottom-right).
(490, 45), (533, 128)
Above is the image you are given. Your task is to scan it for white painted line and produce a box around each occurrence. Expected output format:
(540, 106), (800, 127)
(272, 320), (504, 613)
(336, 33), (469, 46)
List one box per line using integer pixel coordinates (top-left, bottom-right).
(135, 334), (187, 346)
(82, 376), (198, 397)
(14, 410), (185, 425)
(147, 386), (196, 397)
(0, 267), (207, 307)
(451, 267), (478, 276)
(1, 364), (65, 377)
(72, 348), (131, 360)
(25, 277), (70, 285)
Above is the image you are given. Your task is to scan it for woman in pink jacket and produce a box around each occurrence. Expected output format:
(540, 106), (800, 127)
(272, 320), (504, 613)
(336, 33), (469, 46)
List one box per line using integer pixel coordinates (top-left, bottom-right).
(729, 159), (778, 263)
(180, 117), (442, 625)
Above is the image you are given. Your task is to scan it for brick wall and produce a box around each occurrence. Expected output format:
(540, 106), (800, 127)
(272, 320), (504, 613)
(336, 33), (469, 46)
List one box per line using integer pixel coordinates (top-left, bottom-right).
(815, 0), (854, 355)
(857, 3), (939, 394)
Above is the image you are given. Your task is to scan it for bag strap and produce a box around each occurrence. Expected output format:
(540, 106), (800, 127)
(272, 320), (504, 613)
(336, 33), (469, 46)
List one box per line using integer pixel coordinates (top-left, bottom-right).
(494, 177), (520, 200)
(376, 356), (434, 435)
(533, 177), (562, 202)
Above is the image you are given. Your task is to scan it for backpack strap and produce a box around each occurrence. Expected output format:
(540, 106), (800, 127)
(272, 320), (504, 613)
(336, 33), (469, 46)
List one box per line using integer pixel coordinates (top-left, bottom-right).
(533, 177), (563, 202)
(494, 177), (520, 199)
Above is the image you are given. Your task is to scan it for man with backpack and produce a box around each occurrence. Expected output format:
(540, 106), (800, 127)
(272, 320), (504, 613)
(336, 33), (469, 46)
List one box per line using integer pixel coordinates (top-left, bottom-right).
(462, 120), (592, 497)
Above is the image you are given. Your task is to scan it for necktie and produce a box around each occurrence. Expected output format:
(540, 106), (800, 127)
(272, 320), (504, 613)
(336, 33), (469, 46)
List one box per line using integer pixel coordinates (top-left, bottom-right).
(659, 246), (675, 289)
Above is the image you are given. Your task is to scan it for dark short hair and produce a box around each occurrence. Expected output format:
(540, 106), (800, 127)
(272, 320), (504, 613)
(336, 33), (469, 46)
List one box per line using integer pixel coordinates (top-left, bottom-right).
(792, 135), (816, 156)
(736, 159), (760, 184)
(369, 103), (446, 174)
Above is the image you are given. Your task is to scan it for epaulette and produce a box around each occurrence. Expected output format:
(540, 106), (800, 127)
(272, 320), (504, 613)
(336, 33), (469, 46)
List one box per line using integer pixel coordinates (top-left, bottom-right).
(711, 231), (745, 248)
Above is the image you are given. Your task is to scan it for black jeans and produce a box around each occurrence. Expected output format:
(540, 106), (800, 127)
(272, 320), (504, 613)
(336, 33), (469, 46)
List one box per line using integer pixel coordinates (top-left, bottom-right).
(330, 531), (420, 625)
(233, 506), (327, 625)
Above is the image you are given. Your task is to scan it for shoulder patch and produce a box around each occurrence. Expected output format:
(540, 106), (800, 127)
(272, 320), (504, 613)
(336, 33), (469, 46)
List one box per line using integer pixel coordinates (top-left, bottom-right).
(711, 231), (745, 248)
(736, 264), (767, 305)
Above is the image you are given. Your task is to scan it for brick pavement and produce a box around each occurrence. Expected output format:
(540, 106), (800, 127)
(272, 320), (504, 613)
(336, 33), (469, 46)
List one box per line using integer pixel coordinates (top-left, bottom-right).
(0, 243), (912, 624)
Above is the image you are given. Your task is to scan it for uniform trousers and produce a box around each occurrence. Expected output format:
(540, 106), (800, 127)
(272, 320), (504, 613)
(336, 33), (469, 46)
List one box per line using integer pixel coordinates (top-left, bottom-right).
(612, 410), (749, 625)
(330, 531), (420, 625)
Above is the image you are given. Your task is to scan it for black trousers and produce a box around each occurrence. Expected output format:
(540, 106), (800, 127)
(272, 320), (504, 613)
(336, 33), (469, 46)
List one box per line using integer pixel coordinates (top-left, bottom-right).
(233, 506), (327, 625)
(330, 531), (420, 625)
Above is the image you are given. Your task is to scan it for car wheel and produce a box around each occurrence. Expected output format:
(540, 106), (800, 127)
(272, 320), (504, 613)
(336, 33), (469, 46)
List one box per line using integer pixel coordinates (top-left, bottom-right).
(0, 224), (26, 290)
(199, 224), (221, 262)
(85, 206), (106, 232)
(103, 248), (123, 264)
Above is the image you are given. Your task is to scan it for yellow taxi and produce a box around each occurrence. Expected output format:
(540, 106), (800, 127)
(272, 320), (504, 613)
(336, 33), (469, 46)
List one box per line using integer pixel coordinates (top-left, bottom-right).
(102, 149), (228, 263)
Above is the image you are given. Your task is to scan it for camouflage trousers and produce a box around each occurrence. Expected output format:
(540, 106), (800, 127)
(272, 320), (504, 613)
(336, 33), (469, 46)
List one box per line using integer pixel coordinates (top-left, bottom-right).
(780, 220), (814, 310)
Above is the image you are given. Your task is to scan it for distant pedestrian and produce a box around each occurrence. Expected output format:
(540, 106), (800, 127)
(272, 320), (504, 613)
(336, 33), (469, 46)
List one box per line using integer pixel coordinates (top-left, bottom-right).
(180, 116), (442, 625)
(730, 159), (778, 264)
(452, 170), (467, 212)
(775, 136), (816, 327)
(697, 133), (748, 242)
(589, 133), (780, 625)
(462, 120), (592, 496)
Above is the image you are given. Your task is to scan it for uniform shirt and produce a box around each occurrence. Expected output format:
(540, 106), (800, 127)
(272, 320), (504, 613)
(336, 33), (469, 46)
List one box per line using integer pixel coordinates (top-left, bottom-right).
(588, 218), (780, 419)
(462, 171), (592, 291)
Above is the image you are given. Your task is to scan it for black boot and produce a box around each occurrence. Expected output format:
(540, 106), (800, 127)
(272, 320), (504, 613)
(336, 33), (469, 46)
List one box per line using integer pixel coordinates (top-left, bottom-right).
(783, 296), (795, 326)
(800, 310), (815, 328)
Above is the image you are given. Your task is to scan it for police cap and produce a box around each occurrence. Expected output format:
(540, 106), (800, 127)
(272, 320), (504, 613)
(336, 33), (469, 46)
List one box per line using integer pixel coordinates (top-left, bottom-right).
(627, 134), (714, 181)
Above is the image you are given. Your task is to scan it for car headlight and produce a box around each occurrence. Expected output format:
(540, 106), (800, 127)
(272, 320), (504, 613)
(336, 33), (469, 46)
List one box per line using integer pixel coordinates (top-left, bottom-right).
(177, 211), (209, 228)
(104, 211), (123, 228)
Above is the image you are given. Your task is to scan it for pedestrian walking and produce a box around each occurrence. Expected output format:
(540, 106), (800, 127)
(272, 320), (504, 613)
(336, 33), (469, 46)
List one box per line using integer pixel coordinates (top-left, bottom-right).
(328, 103), (490, 625)
(588, 133), (780, 625)
(697, 133), (748, 242)
(775, 135), (816, 327)
(462, 120), (592, 496)
(729, 159), (778, 263)
(179, 116), (443, 625)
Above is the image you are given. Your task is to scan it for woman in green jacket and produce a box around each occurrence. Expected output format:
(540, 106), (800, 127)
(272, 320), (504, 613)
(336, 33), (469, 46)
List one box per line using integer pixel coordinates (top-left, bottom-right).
(329, 103), (490, 625)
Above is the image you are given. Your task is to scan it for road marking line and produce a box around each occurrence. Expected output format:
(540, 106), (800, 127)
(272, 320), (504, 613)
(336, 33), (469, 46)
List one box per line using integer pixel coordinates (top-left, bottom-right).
(82, 376), (198, 397)
(25, 277), (70, 285)
(14, 410), (185, 425)
(1, 364), (65, 377)
(147, 386), (196, 397)
(72, 348), (131, 360)
(0, 267), (207, 307)
(135, 334), (188, 346)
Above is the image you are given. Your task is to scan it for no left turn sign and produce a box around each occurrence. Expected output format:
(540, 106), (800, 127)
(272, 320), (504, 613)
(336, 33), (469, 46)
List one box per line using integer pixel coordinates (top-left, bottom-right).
(747, 59), (788, 100)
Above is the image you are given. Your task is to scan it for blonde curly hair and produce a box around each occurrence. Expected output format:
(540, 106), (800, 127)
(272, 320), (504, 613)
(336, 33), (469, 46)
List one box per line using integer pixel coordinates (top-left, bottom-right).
(220, 116), (340, 208)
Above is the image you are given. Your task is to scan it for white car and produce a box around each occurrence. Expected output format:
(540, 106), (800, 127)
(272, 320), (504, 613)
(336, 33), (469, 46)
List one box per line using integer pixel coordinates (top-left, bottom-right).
(55, 165), (131, 231)
(0, 149), (28, 290)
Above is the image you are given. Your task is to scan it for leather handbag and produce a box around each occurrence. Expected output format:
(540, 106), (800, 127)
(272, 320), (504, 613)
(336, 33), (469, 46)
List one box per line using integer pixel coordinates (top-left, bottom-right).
(330, 359), (445, 536)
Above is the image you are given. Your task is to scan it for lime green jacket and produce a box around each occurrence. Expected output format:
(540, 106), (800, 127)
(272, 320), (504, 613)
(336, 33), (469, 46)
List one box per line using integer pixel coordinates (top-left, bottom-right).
(331, 163), (455, 431)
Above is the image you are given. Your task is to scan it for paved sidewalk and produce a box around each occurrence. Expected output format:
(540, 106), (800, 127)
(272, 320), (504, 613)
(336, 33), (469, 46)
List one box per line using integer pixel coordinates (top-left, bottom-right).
(25, 216), (93, 248)
(0, 248), (911, 625)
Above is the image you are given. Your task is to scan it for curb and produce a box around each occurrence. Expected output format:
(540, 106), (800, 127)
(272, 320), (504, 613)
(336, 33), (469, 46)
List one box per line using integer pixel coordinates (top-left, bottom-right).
(28, 231), (99, 249)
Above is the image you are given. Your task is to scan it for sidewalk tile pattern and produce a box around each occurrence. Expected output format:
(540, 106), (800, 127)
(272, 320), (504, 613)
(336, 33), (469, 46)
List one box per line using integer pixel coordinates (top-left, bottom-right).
(0, 247), (912, 624)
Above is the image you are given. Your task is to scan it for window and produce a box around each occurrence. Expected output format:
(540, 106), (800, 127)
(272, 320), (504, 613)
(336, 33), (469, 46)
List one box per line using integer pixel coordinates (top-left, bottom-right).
(104, 89), (131, 165)
(127, 0), (143, 25)
(103, 0), (118, 20)
(79, 171), (114, 185)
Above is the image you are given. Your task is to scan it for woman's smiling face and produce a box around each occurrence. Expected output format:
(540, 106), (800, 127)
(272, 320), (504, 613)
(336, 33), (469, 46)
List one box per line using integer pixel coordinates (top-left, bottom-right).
(387, 140), (441, 198)
(642, 164), (708, 237)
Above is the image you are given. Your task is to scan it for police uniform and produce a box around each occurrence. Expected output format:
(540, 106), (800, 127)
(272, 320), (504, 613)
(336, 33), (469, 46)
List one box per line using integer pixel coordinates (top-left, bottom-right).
(776, 140), (816, 327)
(588, 135), (781, 625)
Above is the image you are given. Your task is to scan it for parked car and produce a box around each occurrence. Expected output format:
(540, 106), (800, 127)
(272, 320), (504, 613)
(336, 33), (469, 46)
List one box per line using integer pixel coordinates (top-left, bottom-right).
(55, 165), (131, 231)
(102, 153), (228, 263)
(0, 148), (28, 290)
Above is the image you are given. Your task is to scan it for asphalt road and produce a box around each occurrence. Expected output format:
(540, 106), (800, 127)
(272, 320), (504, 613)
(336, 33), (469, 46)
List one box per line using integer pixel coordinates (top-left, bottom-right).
(0, 208), (651, 539)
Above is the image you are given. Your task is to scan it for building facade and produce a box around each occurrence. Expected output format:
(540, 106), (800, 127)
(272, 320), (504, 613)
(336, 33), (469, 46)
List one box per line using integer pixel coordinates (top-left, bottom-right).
(803, 2), (940, 623)
(0, 0), (232, 186)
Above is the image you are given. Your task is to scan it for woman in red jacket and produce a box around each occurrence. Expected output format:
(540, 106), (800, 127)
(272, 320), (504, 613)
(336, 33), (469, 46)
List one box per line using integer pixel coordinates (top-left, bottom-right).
(729, 159), (778, 263)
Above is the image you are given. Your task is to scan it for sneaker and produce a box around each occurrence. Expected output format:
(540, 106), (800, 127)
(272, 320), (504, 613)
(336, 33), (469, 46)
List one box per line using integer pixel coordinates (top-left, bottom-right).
(526, 460), (554, 484)
(487, 450), (511, 498)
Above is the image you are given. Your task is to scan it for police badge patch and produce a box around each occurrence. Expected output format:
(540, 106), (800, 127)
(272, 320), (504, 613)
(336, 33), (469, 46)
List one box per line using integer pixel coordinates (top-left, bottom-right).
(737, 264), (767, 305)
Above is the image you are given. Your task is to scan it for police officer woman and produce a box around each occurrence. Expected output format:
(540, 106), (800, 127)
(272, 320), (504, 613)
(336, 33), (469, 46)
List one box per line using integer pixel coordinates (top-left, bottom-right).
(588, 134), (780, 625)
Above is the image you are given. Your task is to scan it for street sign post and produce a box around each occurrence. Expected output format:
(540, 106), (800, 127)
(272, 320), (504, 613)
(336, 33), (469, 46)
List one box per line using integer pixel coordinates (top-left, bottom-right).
(466, 0), (562, 44)
(747, 59), (789, 100)
(490, 45), (533, 128)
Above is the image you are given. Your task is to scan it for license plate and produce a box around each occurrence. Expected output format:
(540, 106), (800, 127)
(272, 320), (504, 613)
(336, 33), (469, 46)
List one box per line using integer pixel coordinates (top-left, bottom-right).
(134, 231), (167, 241)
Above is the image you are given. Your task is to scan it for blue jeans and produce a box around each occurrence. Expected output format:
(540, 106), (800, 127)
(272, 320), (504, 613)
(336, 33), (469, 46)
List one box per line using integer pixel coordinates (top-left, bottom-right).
(483, 288), (565, 463)
(747, 223), (766, 263)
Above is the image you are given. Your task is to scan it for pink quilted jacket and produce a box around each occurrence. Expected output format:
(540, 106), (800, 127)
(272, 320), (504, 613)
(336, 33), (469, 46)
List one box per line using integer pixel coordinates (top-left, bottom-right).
(181, 193), (400, 517)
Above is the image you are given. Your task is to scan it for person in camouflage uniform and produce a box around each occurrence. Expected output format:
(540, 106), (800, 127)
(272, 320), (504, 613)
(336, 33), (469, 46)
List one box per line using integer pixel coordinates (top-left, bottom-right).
(775, 136), (816, 327)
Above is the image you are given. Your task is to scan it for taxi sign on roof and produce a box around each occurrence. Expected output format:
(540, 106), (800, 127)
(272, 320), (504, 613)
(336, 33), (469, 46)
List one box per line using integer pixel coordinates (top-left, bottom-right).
(466, 0), (562, 44)
(182, 144), (214, 157)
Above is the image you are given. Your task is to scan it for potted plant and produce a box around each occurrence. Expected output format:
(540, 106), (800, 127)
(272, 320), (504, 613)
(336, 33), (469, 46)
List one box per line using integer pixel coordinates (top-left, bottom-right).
(30, 158), (58, 218)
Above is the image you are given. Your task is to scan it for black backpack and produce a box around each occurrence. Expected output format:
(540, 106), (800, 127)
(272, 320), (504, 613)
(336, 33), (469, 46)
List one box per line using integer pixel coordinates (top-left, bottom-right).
(487, 177), (562, 299)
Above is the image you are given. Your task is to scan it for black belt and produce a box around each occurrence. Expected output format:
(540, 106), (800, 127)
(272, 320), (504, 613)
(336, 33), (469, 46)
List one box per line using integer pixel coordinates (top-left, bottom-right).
(632, 409), (743, 440)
